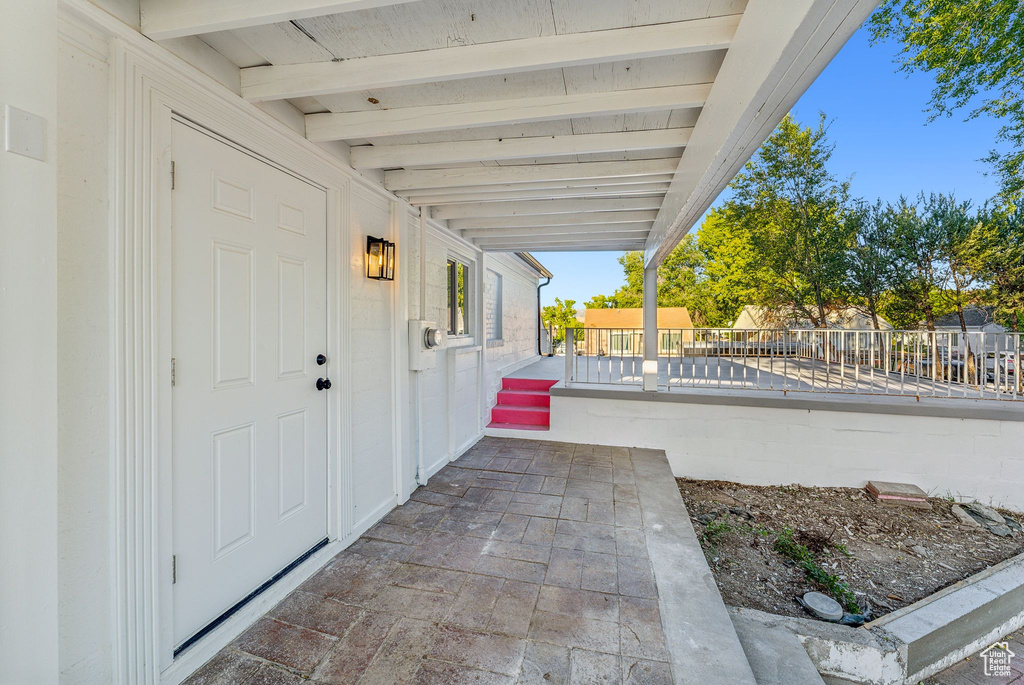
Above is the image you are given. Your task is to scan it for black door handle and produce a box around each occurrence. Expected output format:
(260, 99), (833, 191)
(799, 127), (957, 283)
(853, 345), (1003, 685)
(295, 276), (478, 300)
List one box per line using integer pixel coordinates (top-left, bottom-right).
(316, 354), (327, 366)
(316, 377), (332, 391)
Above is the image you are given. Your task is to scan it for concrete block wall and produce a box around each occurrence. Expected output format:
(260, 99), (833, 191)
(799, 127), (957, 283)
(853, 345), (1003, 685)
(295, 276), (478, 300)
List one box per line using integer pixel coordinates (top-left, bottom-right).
(543, 392), (1024, 511)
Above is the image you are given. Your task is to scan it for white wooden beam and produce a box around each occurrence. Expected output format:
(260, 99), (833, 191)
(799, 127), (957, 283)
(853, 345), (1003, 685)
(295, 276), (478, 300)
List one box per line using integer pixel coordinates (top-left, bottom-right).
(480, 240), (647, 252)
(397, 175), (676, 199)
(406, 183), (669, 206)
(351, 129), (691, 170)
(462, 223), (653, 239)
(449, 210), (658, 230)
(431, 198), (666, 220)
(241, 17), (739, 101)
(644, 0), (878, 265)
(140, 0), (422, 40)
(305, 84), (711, 141)
(387, 158), (678, 192)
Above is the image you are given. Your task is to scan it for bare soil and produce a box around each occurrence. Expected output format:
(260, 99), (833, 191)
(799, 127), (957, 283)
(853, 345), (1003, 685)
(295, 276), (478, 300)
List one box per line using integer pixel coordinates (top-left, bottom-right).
(677, 478), (1024, 620)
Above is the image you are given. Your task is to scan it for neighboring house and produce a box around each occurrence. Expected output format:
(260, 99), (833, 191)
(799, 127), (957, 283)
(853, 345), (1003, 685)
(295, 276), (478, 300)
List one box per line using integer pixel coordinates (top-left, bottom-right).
(581, 307), (694, 355)
(733, 305), (894, 330)
(930, 306), (1007, 334)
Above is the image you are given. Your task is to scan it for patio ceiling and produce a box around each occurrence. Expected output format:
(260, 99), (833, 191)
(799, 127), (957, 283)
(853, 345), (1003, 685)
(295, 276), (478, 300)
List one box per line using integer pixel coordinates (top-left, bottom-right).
(142, 0), (877, 260)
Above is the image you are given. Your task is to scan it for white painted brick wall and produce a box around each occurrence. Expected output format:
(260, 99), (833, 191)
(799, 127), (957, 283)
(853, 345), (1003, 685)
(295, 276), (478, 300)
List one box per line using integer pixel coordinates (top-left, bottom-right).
(349, 188), (396, 524)
(482, 253), (541, 406)
(406, 230), (542, 470)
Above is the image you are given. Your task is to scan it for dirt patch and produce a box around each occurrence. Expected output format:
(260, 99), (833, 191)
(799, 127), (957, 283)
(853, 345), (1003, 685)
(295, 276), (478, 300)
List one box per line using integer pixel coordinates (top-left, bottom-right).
(678, 478), (1024, 620)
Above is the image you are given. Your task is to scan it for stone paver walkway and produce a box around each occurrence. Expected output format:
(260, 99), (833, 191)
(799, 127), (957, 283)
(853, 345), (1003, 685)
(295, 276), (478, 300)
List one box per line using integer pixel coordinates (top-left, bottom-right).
(184, 438), (684, 685)
(926, 630), (1024, 684)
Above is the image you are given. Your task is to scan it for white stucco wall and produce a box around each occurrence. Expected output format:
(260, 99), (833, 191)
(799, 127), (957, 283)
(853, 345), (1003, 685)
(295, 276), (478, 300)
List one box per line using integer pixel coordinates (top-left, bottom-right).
(540, 392), (1024, 511)
(1, 2), (60, 683)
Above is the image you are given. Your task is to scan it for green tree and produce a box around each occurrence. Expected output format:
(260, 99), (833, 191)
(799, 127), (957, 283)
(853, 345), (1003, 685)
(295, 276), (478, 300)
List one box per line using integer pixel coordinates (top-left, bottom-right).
(540, 297), (582, 344)
(869, 0), (1024, 207)
(728, 113), (856, 327)
(584, 235), (707, 314)
(693, 207), (768, 326)
(845, 201), (895, 330)
(972, 207), (1024, 329)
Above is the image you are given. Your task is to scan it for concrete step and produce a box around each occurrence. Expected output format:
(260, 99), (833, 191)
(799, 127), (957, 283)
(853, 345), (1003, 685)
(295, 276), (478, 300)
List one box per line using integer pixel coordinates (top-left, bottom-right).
(497, 389), (550, 408)
(730, 610), (826, 685)
(485, 421), (549, 431)
(490, 405), (549, 426)
(501, 377), (558, 392)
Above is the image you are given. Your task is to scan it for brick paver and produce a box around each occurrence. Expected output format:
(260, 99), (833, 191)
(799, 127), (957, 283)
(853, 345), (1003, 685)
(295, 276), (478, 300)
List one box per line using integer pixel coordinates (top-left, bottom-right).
(183, 438), (674, 685)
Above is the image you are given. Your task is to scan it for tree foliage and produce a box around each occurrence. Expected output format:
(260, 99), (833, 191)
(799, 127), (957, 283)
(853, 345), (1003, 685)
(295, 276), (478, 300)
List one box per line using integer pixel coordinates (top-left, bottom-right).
(869, 0), (1024, 207)
(540, 297), (581, 344)
(577, 111), (1023, 333)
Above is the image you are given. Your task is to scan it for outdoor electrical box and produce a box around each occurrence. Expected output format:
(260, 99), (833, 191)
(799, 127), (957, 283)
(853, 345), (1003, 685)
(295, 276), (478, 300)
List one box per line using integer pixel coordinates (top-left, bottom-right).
(409, 320), (443, 371)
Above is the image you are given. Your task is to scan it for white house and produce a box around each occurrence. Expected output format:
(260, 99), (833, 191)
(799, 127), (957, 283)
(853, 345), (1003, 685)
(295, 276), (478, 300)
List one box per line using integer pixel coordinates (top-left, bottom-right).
(733, 304), (895, 330)
(1, 1), (882, 683)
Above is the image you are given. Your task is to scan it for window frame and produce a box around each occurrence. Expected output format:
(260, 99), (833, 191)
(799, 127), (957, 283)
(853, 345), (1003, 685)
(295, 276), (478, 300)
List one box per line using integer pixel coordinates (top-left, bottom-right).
(446, 257), (472, 337)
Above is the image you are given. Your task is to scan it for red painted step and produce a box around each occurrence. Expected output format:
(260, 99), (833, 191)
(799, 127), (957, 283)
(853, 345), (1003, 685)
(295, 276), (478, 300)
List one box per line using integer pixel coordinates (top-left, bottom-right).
(491, 405), (549, 426)
(490, 375), (557, 431)
(502, 377), (558, 392)
(497, 389), (550, 408)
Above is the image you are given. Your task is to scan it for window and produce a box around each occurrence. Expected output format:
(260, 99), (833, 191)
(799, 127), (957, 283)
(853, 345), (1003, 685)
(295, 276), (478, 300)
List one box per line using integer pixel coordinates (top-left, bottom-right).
(660, 332), (682, 354)
(610, 331), (632, 354)
(485, 269), (502, 342)
(447, 258), (470, 336)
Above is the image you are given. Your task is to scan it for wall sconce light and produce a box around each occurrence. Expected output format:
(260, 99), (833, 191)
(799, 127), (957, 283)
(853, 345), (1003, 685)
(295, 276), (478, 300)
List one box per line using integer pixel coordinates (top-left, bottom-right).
(366, 236), (395, 281)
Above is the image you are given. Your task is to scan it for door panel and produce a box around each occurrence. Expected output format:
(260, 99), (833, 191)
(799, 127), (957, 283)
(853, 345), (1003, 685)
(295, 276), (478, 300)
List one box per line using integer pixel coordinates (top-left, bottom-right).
(171, 120), (329, 647)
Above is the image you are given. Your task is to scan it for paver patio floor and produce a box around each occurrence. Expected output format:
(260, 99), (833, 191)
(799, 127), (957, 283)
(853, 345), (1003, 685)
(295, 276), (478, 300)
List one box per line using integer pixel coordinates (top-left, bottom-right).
(184, 438), (682, 685)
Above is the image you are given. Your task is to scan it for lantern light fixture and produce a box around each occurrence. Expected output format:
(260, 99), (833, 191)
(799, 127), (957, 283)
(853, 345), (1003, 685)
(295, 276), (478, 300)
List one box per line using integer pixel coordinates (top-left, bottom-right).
(366, 235), (395, 281)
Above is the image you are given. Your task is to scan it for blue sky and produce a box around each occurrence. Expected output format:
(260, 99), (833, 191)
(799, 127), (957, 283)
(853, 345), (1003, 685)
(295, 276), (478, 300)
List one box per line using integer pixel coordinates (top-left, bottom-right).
(539, 24), (1004, 308)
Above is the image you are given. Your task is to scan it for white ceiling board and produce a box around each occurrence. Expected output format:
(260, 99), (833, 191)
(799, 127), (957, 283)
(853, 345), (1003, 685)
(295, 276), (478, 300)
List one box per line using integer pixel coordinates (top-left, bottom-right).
(406, 183), (669, 205)
(431, 197), (666, 219)
(480, 241), (647, 252)
(449, 210), (658, 230)
(294, 0), (556, 58)
(307, 84), (710, 141)
(562, 52), (726, 93)
(475, 229), (650, 245)
(140, 0), (426, 39)
(398, 175), (676, 197)
(200, 31), (268, 67)
(549, 0), (746, 33)
(399, 175), (679, 198)
(229, 22), (338, 62)
(386, 158), (679, 191)
(241, 17), (736, 101)
(313, 68), (568, 114)
(363, 119), (576, 148)
(462, 223), (653, 239)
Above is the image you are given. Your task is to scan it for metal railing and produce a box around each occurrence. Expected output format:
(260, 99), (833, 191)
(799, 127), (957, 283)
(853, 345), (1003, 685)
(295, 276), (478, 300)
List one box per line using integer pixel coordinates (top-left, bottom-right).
(563, 327), (1023, 400)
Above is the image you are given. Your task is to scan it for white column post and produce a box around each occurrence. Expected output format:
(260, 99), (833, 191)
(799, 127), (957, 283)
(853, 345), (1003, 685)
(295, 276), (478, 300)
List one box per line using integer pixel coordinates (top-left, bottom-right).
(564, 328), (575, 383)
(643, 265), (658, 391)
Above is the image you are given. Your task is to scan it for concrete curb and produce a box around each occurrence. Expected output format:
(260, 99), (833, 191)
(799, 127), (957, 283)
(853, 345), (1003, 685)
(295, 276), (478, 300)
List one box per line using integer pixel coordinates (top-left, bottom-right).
(728, 550), (1024, 684)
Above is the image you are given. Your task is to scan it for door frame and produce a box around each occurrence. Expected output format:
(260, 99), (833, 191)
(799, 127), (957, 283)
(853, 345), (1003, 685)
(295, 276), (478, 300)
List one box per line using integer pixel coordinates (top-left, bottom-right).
(69, 0), (408, 678)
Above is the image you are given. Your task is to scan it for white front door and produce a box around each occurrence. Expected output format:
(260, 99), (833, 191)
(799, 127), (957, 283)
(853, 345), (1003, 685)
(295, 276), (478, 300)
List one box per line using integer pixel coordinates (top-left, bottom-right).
(170, 120), (329, 649)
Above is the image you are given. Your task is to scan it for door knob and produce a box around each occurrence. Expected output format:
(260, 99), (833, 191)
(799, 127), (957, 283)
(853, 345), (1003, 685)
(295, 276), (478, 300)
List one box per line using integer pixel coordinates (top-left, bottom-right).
(316, 377), (332, 391)
(316, 354), (327, 365)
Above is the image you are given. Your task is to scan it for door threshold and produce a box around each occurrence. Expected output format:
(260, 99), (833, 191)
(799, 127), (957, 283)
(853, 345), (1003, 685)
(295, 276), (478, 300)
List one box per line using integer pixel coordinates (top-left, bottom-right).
(174, 537), (330, 657)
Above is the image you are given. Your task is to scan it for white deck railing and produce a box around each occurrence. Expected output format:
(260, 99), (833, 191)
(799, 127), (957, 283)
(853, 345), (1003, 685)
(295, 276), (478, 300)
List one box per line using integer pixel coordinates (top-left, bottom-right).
(563, 327), (1023, 400)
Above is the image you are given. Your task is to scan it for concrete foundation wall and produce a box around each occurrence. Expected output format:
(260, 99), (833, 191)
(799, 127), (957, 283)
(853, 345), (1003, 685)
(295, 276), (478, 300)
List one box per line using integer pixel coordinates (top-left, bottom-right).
(543, 392), (1024, 510)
